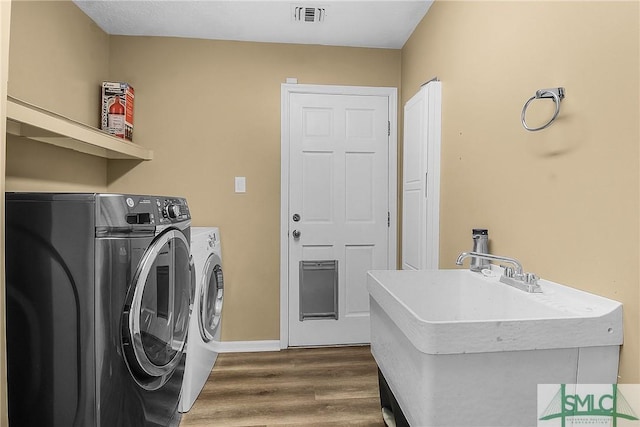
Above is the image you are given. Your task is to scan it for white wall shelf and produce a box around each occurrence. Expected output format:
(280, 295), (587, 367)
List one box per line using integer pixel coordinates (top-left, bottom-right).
(5, 96), (153, 160)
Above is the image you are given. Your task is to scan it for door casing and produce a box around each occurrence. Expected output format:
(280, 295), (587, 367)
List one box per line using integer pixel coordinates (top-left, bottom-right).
(280, 83), (398, 349)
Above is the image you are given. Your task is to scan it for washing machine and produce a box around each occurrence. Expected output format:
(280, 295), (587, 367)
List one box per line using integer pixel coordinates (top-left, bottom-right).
(5, 193), (194, 427)
(179, 227), (224, 412)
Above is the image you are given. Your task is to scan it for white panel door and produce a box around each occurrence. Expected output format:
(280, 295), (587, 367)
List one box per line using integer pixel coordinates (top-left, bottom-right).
(288, 92), (390, 346)
(402, 81), (442, 270)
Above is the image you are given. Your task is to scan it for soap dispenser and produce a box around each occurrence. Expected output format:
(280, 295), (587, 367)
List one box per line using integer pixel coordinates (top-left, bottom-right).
(470, 228), (490, 272)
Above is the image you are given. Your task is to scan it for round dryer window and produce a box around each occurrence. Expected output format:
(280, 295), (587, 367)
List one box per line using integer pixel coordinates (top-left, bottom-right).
(123, 228), (192, 389)
(199, 252), (223, 342)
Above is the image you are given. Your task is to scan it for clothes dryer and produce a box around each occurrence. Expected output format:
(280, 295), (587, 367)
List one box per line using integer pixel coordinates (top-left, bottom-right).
(179, 227), (224, 412)
(5, 193), (193, 427)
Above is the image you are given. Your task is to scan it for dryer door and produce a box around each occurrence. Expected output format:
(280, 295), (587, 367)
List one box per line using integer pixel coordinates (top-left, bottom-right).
(123, 228), (192, 389)
(199, 253), (223, 342)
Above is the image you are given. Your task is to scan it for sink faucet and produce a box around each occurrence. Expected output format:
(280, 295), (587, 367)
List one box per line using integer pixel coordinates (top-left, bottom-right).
(456, 251), (542, 293)
(456, 252), (523, 275)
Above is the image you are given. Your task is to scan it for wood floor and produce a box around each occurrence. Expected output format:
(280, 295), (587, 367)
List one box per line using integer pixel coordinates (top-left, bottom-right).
(179, 345), (385, 427)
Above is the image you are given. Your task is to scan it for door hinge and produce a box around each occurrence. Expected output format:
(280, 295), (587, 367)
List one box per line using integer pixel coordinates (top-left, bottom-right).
(387, 211), (390, 227)
(388, 121), (391, 136)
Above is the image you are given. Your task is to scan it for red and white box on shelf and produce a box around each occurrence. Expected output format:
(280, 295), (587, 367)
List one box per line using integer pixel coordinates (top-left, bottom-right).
(101, 82), (134, 141)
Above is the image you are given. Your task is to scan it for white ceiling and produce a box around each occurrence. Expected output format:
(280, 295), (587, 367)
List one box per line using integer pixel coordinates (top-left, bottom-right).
(72, 1), (433, 49)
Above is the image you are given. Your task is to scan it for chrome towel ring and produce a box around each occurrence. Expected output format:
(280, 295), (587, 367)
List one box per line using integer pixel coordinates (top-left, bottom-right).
(521, 87), (565, 131)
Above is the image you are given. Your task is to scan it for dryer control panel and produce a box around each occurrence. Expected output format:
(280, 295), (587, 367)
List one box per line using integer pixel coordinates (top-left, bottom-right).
(157, 197), (191, 224)
(96, 194), (190, 229)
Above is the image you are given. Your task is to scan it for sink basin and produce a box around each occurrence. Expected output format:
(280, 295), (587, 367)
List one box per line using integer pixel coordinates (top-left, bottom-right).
(368, 269), (622, 354)
(367, 269), (623, 427)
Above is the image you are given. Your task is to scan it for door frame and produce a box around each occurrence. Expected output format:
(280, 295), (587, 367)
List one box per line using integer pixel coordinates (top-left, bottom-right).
(279, 83), (398, 349)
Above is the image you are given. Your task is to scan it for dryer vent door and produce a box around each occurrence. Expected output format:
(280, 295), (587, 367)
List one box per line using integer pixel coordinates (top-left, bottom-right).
(123, 228), (191, 389)
(199, 253), (223, 342)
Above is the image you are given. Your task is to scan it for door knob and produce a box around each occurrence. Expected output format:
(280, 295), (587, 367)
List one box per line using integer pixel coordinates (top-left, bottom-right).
(292, 230), (301, 239)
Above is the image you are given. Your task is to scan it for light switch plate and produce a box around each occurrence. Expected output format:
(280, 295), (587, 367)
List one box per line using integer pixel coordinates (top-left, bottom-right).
(235, 176), (246, 193)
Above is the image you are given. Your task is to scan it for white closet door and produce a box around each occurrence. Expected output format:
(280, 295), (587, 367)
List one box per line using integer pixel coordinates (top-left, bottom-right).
(402, 81), (442, 270)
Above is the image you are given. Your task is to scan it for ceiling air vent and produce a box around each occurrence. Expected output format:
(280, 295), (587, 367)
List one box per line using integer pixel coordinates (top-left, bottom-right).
(292, 6), (326, 23)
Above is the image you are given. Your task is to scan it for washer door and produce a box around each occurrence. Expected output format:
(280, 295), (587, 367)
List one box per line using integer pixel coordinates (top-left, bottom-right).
(199, 253), (223, 342)
(122, 228), (192, 389)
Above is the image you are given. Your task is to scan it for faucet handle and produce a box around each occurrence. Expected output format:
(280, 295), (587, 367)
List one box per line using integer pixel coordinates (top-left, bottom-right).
(502, 266), (515, 278)
(523, 272), (539, 285)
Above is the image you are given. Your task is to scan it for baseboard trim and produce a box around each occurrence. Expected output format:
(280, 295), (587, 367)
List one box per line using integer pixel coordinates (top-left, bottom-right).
(217, 340), (281, 353)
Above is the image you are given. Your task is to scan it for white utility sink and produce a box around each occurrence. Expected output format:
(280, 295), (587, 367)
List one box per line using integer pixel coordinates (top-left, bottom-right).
(367, 268), (623, 427)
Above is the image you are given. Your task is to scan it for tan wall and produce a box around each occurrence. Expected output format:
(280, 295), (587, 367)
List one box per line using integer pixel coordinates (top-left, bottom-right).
(402, 0), (639, 382)
(4, 0), (400, 353)
(106, 36), (401, 340)
(6, 0), (109, 192)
